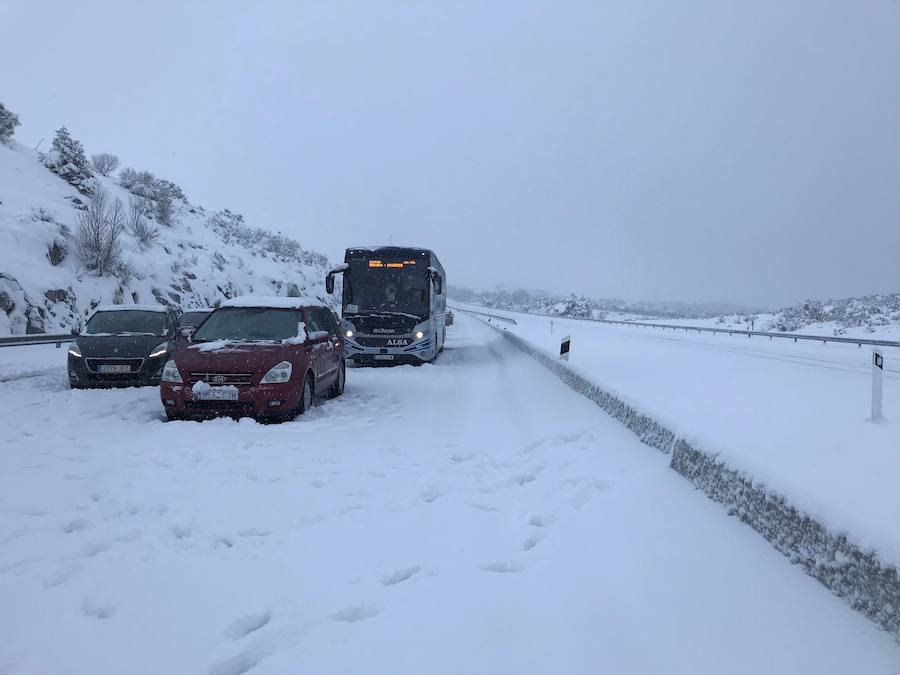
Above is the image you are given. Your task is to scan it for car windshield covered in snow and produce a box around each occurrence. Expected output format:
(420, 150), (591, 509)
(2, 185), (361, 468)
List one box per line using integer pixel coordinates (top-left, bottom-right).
(84, 310), (167, 336)
(192, 307), (300, 342)
(345, 260), (428, 317)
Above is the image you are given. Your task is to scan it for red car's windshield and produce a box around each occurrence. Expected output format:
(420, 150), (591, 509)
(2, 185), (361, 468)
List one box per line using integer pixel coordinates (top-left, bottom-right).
(192, 308), (300, 342)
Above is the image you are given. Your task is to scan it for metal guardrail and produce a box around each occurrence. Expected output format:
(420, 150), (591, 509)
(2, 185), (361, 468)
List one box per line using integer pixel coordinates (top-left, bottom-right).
(450, 303), (899, 349)
(0, 334), (75, 348)
(600, 319), (900, 348)
(451, 306), (518, 325)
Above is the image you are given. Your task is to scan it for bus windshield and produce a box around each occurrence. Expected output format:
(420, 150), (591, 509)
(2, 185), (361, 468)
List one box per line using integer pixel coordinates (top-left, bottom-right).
(344, 261), (428, 317)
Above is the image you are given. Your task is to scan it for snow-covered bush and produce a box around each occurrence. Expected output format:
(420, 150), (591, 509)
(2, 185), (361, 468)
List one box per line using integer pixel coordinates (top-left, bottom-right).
(0, 102), (20, 145)
(90, 153), (120, 176)
(127, 197), (158, 250)
(119, 168), (185, 203)
(766, 294), (900, 334)
(155, 193), (175, 226)
(76, 187), (126, 276)
(42, 126), (93, 193)
(207, 209), (327, 267)
(32, 207), (55, 223)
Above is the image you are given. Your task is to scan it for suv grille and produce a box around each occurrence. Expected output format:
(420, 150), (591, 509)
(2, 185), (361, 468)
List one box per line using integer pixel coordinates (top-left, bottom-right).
(188, 372), (253, 386)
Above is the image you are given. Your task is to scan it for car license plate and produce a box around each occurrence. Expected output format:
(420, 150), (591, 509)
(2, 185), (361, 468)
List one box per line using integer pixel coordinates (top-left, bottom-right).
(98, 364), (131, 373)
(195, 387), (239, 401)
(374, 354), (394, 361)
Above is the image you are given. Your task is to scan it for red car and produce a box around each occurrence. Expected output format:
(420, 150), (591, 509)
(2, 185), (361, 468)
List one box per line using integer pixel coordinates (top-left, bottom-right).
(160, 297), (345, 421)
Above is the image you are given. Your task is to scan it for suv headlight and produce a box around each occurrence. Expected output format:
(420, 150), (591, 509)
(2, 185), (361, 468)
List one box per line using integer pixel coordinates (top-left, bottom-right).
(261, 361), (292, 384)
(162, 360), (183, 383)
(149, 341), (169, 359)
(68, 343), (82, 358)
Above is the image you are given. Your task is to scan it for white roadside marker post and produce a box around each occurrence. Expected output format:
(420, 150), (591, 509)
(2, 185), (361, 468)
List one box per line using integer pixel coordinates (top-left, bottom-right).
(871, 349), (884, 422)
(560, 335), (571, 362)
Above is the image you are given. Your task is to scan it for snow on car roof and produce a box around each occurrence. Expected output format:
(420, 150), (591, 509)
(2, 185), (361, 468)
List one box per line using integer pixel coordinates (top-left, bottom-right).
(221, 296), (329, 310)
(92, 304), (169, 313)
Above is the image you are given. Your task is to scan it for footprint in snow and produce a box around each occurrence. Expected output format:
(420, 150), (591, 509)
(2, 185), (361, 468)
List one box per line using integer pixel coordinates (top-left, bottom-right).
(380, 565), (421, 586)
(80, 541), (109, 558)
(420, 489), (441, 503)
(170, 525), (192, 540)
(468, 501), (501, 512)
(62, 518), (90, 534)
(331, 604), (381, 623)
(42, 564), (82, 589)
(224, 610), (271, 640)
(82, 597), (116, 619)
(479, 561), (526, 574)
(208, 649), (261, 675)
(522, 532), (542, 552)
(237, 528), (270, 538)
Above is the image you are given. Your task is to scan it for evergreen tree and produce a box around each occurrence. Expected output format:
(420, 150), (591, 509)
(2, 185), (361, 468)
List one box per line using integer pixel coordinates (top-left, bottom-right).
(0, 102), (20, 145)
(43, 126), (93, 192)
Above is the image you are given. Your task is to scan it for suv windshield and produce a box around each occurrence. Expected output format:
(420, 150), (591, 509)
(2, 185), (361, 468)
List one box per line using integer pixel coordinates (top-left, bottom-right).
(192, 308), (300, 342)
(85, 310), (167, 336)
(345, 261), (428, 317)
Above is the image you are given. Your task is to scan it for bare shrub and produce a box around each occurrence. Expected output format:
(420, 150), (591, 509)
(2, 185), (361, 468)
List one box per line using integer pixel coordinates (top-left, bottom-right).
(90, 153), (120, 177)
(127, 197), (158, 250)
(76, 187), (125, 276)
(32, 207), (55, 223)
(155, 194), (174, 226)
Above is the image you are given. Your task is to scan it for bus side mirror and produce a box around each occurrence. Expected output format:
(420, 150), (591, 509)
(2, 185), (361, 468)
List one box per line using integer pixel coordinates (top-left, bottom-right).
(325, 273), (335, 295)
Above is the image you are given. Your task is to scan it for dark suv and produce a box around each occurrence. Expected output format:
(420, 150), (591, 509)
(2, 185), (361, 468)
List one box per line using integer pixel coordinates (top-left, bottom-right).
(68, 305), (179, 388)
(160, 297), (345, 421)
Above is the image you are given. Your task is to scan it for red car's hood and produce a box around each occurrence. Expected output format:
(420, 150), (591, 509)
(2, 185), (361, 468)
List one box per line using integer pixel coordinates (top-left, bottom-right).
(172, 341), (295, 375)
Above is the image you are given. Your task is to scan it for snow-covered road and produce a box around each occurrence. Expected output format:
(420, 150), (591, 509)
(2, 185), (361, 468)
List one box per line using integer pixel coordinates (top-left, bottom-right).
(1, 317), (898, 674)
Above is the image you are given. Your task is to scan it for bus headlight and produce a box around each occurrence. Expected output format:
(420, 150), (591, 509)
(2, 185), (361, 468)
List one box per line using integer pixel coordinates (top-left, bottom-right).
(346, 330), (354, 338)
(415, 331), (424, 339)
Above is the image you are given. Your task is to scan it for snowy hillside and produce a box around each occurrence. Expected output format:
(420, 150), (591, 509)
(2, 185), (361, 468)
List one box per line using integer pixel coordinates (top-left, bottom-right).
(0, 140), (331, 336)
(449, 286), (756, 322)
(452, 285), (900, 340)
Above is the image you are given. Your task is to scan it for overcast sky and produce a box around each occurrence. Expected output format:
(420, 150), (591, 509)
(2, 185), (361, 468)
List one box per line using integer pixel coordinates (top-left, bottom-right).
(2, 0), (899, 307)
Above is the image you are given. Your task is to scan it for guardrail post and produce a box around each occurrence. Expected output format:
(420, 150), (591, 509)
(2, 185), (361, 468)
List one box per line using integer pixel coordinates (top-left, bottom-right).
(871, 349), (884, 422)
